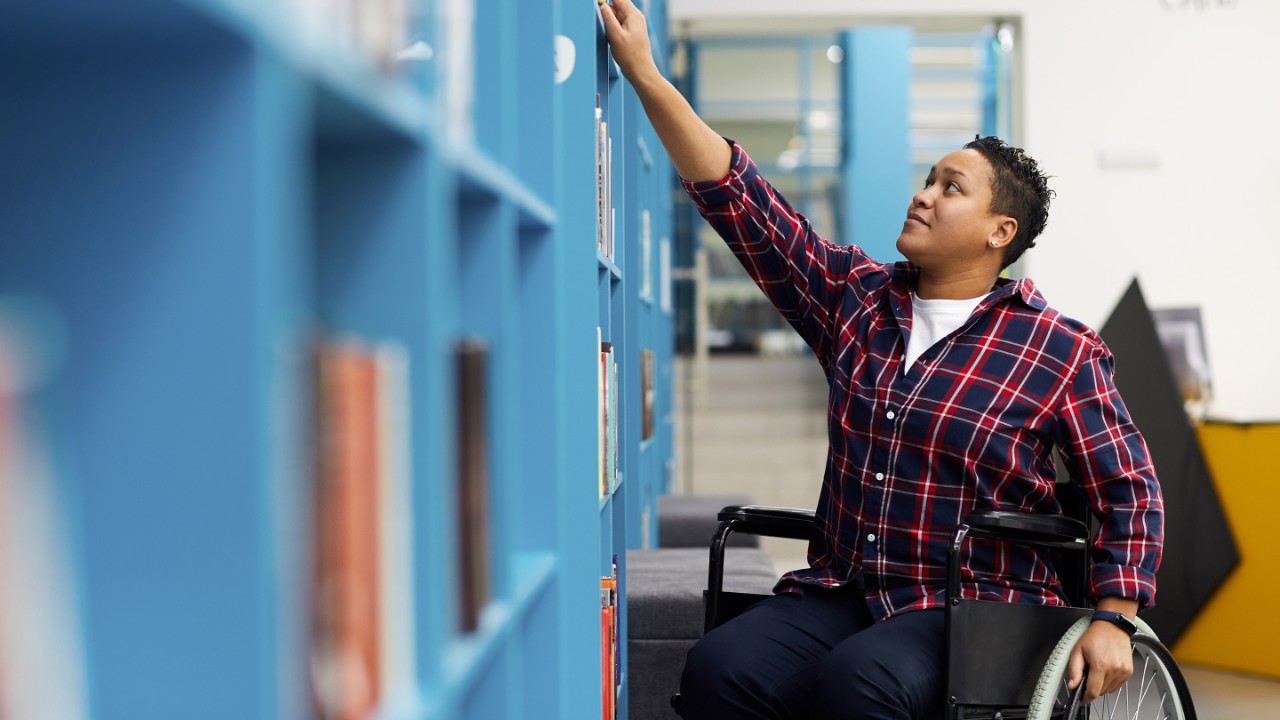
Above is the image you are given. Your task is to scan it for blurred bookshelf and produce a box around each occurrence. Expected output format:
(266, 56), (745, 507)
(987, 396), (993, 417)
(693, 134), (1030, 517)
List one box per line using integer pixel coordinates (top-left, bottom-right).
(0, 0), (673, 718)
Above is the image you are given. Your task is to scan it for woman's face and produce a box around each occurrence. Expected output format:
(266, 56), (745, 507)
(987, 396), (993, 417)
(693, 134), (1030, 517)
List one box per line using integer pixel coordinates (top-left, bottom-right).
(895, 149), (1010, 274)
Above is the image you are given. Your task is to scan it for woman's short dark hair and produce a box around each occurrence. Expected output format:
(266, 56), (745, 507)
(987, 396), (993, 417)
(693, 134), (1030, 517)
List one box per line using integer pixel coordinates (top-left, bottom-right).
(963, 136), (1055, 269)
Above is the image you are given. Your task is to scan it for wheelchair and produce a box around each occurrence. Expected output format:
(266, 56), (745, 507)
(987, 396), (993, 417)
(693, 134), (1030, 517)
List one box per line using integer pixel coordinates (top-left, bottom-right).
(672, 495), (1197, 720)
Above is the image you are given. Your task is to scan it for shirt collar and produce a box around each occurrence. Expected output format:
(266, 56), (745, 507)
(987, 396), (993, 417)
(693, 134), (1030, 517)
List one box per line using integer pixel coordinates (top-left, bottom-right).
(890, 261), (1048, 313)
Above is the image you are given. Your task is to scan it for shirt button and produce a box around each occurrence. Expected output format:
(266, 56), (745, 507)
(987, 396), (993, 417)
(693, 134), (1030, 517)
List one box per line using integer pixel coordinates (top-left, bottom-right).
(886, 410), (896, 420)
(867, 533), (877, 543)
(874, 472), (884, 481)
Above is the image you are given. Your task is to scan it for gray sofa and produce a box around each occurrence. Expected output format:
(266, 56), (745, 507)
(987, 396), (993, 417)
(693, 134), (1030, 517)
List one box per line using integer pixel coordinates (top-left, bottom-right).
(626, 495), (780, 720)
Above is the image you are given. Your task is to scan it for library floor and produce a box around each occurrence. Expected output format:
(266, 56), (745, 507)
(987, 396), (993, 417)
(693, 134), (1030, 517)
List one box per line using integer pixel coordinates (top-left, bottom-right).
(674, 354), (1280, 718)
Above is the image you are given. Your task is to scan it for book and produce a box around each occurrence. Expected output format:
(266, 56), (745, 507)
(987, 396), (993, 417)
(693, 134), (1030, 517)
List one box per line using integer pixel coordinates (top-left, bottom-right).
(641, 349), (655, 441)
(597, 328), (606, 498)
(594, 100), (616, 262)
(375, 342), (415, 702)
(312, 338), (383, 720)
(600, 566), (619, 720)
(455, 339), (491, 633)
(600, 341), (618, 496)
(288, 0), (410, 74)
(440, 0), (476, 142)
(609, 355), (618, 494)
(607, 136), (614, 260)
(596, 100), (606, 256)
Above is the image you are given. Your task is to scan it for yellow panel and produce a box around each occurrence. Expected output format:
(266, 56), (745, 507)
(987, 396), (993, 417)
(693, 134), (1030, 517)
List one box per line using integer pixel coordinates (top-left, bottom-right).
(1171, 423), (1280, 679)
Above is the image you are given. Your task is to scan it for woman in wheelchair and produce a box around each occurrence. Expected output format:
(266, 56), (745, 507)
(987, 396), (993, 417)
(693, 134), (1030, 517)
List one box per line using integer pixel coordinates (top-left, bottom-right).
(601, 2), (1171, 718)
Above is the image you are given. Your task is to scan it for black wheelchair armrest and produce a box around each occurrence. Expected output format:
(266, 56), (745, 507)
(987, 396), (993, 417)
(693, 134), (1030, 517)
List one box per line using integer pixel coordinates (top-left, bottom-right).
(963, 509), (1088, 548)
(705, 505), (816, 633)
(716, 504), (816, 541)
(946, 510), (1089, 606)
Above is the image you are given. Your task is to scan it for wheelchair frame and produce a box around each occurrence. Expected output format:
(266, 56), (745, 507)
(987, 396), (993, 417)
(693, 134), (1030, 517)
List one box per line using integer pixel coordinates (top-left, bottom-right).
(681, 503), (1195, 720)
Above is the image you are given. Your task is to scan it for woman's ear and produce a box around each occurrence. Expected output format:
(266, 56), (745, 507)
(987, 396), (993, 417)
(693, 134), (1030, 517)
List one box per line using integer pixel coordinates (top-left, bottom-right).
(988, 217), (1018, 249)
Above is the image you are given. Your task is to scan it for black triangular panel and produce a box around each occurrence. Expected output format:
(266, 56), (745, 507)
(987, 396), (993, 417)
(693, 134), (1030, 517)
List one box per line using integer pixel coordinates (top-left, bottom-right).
(1095, 279), (1239, 644)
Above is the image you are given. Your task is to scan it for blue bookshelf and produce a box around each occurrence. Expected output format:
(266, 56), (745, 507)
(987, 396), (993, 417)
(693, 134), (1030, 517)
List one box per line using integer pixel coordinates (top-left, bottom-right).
(0, 1), (672, 718)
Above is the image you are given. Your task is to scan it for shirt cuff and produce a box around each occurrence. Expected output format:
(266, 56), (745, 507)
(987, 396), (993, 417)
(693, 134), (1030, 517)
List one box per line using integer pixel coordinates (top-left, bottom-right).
(1090, 564), (1158, 609)
(680, 138), (759, 208)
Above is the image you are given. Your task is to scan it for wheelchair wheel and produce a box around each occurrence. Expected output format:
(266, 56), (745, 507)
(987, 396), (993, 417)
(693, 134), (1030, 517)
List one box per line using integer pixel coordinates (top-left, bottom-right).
(1027, 617), (1196, 720)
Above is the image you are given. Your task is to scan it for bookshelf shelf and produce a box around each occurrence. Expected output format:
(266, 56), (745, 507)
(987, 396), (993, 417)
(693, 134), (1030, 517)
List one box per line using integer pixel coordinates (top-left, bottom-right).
(311, 57), (431, 143)
(599, 253), (624, 281)
(452, 145), (557, 230)
(442, 551), (559, 694)
(0, 1), (672, 719)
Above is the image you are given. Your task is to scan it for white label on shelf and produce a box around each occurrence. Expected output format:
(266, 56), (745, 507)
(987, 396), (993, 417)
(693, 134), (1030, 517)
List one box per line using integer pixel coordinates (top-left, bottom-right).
(554, 35), (576, 84)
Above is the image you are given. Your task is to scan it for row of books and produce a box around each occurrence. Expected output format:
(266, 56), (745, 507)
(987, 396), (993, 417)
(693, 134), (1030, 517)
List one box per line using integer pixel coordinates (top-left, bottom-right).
(601, 560), (620, 720)
(288, 0), (483, 142)
(291, 0), (412, 73)
(599, 338), (662, 496)
(596, 95), (616, 261)
(313, 329), (650, 713)
(599, 332), (619, 498)
(310, 335), (498, 719)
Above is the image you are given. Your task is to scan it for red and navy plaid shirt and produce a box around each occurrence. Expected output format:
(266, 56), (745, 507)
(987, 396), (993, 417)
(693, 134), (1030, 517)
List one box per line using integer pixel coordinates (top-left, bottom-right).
(683, 141), (1163, 621)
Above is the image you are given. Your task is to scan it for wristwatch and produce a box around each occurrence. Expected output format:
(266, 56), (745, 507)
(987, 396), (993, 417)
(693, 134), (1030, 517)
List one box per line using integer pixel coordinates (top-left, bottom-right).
(1091, 610), (1139, 637)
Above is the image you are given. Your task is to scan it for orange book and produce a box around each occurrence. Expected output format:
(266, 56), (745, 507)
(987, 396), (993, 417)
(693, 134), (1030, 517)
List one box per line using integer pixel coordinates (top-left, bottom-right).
(313, 341), (382, 720)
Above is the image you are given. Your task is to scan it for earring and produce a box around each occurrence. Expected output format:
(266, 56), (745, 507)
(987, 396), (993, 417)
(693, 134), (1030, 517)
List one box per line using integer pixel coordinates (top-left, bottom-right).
(989, 241), (998, 247)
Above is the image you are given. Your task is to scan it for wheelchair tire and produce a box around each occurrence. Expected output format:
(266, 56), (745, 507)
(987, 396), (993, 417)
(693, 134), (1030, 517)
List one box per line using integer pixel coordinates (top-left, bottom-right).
(1027, 616), (1196, 720)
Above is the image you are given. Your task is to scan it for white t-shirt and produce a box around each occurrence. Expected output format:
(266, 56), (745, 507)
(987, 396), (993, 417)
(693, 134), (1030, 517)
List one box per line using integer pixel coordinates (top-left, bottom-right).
(904, 292), (986, 373)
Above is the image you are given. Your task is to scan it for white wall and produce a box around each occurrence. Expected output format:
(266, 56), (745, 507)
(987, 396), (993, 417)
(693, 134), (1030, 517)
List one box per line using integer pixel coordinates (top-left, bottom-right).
(671, 0), (1280, 421)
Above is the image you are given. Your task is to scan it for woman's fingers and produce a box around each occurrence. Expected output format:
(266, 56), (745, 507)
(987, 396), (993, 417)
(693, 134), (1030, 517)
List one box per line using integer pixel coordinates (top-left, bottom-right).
(596, 0), (653, 83)
(1067, 646), (1085, 691)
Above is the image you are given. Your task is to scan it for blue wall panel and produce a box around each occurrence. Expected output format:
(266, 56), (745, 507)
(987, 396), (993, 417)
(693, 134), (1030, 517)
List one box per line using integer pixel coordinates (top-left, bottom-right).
(840, 27), (913, 262)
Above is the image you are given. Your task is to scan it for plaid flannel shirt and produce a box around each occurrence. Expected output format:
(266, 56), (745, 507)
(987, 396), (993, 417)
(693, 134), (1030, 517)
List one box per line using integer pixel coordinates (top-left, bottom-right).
(683, 140), (1163, 621)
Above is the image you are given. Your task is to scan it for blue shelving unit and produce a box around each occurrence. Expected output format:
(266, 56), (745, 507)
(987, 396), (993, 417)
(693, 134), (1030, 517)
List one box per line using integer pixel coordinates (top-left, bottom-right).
(0, 0), (672, 718)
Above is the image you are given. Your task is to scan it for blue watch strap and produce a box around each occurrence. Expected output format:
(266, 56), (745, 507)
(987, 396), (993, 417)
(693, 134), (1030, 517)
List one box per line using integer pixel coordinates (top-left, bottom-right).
(1091, 610), (1138, 637)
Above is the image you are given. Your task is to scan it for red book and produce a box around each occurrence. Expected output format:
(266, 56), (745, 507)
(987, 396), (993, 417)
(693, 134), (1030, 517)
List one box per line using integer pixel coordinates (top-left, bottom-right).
(601, 575), (619, 720)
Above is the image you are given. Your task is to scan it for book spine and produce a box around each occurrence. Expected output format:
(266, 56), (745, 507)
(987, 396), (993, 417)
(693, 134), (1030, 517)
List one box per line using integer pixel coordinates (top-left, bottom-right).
(455, 339), (491, 634)
(595, 101), (605, 256)
(376, 341), (415, 701)
(312, 339), (382, 720)
(608, 356), (618, 494)
(598, 330), (606, 498)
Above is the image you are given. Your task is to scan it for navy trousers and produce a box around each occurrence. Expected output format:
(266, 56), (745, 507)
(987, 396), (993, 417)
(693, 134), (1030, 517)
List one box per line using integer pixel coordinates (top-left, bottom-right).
(678, 583), (945, 719)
